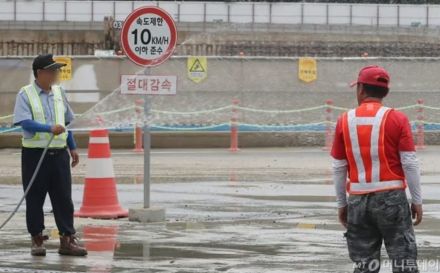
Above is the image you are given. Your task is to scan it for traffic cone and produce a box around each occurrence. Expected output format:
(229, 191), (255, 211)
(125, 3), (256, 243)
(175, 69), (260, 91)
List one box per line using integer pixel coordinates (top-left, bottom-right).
(75, 129), (128, 219)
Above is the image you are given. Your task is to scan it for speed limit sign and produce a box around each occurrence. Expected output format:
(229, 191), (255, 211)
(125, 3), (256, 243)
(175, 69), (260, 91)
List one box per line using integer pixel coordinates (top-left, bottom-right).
(121, 6), (177, 67)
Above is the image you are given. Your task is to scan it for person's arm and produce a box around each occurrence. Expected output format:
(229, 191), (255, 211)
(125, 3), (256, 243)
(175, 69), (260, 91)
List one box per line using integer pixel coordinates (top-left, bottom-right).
(20, 119), (52, 133)
(61, 88), (75, 124)
(398, 112), (422, 225)
(398, 114), (422, 205)
(333, 158), (348, 208)
(331, 116), (349, 228)
(14, 91), (65, 135)
(66, 130), (77, 150)
(67, 129), (79, 168)
(13, 90), (33, 126)
(331, 116), (348, 208)
(62, 88), (79, 168)
(400, 151), (421, 205)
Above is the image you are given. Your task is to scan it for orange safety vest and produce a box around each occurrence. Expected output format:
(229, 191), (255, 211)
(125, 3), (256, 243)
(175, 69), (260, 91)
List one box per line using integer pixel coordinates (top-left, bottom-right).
(342, 102), (406, 194)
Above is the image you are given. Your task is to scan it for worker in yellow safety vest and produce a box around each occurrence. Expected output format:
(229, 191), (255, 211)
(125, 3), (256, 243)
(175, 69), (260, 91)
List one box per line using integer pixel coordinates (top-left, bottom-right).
(13, 54), (87, 257)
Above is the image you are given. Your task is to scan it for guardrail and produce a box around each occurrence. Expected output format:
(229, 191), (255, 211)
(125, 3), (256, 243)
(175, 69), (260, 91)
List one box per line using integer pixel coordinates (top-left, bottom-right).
(0, 1), (440, 28)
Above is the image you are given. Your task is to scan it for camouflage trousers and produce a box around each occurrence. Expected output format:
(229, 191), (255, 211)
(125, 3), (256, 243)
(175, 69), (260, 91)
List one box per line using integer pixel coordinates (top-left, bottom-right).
(345, 189), (418, 273)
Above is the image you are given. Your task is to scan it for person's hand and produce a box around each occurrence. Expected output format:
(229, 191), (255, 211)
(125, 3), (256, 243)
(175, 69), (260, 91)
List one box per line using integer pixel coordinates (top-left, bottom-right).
(411, 203), (423, 226)
(70, 149), (79, 168)
(51, 124), (65, 135)
(338, 206), (348, 229)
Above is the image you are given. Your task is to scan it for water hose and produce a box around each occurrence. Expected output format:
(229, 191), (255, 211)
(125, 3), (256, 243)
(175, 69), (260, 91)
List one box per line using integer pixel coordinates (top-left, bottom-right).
(0, 134), (55, 230)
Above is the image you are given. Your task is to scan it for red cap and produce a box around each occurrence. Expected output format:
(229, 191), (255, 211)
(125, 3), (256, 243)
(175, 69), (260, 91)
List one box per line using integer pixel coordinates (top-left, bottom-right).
(350, 65), (390, 89)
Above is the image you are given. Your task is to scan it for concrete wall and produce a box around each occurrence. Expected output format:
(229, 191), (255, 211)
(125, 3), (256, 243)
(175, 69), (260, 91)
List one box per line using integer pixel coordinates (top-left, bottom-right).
(1, 55), (440, 147)
(1, 56), (439, 124)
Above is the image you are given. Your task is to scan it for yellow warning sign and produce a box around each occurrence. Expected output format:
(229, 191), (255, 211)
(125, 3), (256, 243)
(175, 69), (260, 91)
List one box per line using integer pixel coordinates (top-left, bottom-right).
(53, 56), (72, 81)
(298, 57), (317, 83)
(187, 56), (207, 83)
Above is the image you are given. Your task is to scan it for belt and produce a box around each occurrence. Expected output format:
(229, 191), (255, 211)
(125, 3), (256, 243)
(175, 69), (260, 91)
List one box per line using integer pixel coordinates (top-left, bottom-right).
(22, 147), (67, 156)
(47, 149), (66, 156)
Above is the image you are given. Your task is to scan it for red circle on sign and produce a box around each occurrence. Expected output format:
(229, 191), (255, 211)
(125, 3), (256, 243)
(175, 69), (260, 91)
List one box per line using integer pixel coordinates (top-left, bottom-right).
(121, 6), (177, 67)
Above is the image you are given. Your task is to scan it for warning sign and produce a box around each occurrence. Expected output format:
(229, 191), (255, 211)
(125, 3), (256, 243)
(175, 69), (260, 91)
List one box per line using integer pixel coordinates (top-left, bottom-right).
(298, 57), (317, 83)
(120, 7), (177, 67)
(53, 56), (72, 81)
(187, 56), (207, 83)
(120, 75), (177, 95)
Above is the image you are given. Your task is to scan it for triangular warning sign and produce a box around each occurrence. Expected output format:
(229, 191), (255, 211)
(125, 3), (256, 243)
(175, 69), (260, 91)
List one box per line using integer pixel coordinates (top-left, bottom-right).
(189, 59), (205, 72)
(187, 56), (207, 83)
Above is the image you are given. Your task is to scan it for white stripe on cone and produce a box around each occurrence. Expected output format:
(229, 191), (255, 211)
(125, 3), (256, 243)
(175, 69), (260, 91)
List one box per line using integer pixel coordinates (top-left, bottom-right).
(86, 158), (115, 178)
(89, 137), (110, 144)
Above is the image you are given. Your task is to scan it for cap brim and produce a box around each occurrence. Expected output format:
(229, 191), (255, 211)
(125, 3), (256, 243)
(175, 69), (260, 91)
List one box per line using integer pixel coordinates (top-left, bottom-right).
(349, 81), (358, 88)
(43, 62), (66, 70)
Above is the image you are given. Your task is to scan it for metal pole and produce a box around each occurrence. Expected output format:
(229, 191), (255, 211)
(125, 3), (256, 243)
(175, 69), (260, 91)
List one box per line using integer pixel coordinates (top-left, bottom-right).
(42, 1), (45, 21)
(91, 1), (94, 22)
(203, 2), (206, 23)
(177, 3), (180, 23)
(252, 3), (255, 26)
(426, 5), (429, 28)
(113, 1), (116, 20)
(349, 4), (352, 26)
(203, 2), (206, 31)
(376, 4), (379, 27)
(301, 3), (304, 25)
(13, 0), (16, 21)
(326, 4), (329, 25)
(143, 67), (151, 209)
(269, 3), (272, 24)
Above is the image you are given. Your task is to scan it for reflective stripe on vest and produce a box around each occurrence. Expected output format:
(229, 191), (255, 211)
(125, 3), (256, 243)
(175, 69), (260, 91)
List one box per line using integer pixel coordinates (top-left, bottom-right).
(21, 83), (67, 148)
(350, 179), (404, 193)
(345, 105), (405, 194)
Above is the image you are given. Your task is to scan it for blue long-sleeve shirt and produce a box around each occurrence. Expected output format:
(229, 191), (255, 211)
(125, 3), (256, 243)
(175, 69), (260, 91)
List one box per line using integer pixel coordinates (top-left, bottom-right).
(13, 82), (75, 138)
(13, 82), (76, 149)
(20, 119), (77, 150)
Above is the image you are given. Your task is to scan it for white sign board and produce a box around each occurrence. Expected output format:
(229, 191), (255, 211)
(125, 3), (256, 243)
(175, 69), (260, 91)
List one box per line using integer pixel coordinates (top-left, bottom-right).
(120, 75), (177, 95)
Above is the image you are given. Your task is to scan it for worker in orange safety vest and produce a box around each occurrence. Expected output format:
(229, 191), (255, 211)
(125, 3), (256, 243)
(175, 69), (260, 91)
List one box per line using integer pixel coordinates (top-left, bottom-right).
(331, 65), (422, 273)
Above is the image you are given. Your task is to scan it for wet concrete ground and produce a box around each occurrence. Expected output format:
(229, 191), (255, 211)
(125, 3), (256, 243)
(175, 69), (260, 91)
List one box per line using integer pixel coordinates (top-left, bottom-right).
(1, 147), (440, 272)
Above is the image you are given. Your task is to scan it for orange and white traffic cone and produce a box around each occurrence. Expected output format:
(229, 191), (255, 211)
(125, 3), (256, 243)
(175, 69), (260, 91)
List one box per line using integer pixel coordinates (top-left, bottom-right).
(75, 129), (128, 219)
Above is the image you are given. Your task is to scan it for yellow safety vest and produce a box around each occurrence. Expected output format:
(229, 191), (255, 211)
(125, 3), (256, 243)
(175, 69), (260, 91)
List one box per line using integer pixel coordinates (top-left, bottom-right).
(21, 83), (67, 148)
